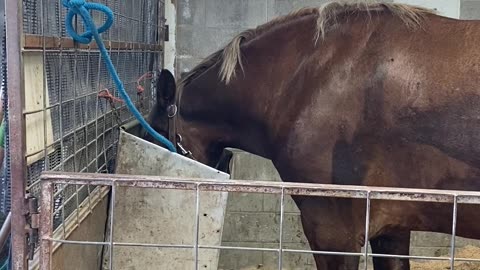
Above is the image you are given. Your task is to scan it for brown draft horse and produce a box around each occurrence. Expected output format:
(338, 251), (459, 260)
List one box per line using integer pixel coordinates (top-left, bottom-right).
(145, 1), (480, 269)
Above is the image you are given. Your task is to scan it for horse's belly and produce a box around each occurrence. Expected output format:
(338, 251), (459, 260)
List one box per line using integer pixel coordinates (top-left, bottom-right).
(396, 98), (480, 168)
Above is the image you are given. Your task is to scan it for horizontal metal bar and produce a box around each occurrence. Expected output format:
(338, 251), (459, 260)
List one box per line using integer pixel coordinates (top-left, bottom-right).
(200, 245), (279, 253)
(47, 238), (109, 246)
(454, 257), (480, 263)
(24, 92), (98, 115)
(41, 172), (480, 204)
(24, 113), (134, 161)
(282, 249), (362, 257)
(23, 34), (162, 51)
(52, 190), (81, 216)
(47, 238), (192, 249)
(27, 140), (118, 191)
(365, 252), (452, 261)
(112, 11), (160, 25)
(39, 238), (480, 263)
(24, 142), (58, 159)
(44, 238), (283, 254)
(284, 249), (470, 262)
(23, 48), (161, 54)
(115, 243), (192, 249)
(23, 79), (148, 116)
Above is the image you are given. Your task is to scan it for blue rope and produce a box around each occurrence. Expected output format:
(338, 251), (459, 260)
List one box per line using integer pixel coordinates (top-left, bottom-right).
(62, 0), (177, 152)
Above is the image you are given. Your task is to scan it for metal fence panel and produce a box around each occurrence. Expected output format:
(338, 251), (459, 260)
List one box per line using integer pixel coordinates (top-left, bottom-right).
(39, 172), (480, 270)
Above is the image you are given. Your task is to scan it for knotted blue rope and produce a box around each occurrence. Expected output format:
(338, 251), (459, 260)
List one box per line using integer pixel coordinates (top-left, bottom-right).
(62, 0), (177, 152)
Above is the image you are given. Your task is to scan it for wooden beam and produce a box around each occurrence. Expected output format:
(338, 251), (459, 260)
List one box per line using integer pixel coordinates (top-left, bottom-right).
(24, 34), (163, 51)
(23, 52), (55, 165)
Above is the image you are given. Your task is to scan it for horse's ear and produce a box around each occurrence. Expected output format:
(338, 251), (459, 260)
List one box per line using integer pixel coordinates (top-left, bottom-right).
(157, 69), (177, 105)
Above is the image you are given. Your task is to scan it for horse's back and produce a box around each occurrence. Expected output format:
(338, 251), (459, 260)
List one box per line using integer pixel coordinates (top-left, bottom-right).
(373, 14), (480, 168)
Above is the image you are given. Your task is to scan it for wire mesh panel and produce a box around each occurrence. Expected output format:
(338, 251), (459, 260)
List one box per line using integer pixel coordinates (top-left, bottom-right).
(20, 0), (165, 256)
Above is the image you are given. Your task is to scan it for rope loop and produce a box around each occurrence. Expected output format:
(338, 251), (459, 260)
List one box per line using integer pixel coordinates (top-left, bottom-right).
(62, 0), (177, 152)
(62, 0), (114, 44)
(98, 88), (124, 103)
(136, 72), (154, 94)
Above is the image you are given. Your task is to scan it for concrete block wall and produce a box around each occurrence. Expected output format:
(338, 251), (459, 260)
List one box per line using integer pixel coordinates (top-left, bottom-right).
(175, 0), (480, 75)
(175, 0), (334, 77)
(218, 150), (315, 270)
(461, 0), (480, 19)
(172, 0), (480, 268)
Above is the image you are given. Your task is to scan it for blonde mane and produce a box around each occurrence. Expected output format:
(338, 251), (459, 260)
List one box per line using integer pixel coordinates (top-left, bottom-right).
(179, 0), (436, 87)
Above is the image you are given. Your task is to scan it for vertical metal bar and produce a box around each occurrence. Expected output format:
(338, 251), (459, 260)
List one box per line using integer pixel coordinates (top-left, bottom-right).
(278, 188), (285, 270)
(450, 195), (458, 270)
(136, 52), (140, 109)
(56, 0), (65, 173)
(95, 49), (102, 172)
(363, 191), (371, 270)
(6, 0), (28, 268)
(121, 0), (129, 125)
(141, 0), (146, 45)
(41, 0), (49, 176)
(98, 0), (112, 173)
(95, 95), (100, 171)
(104, 0), (117, 169)
(72, 14), (80, 225)
(86, 40), (93, 211)
(72, 15), (80, 172)
(194, 185), (200, 270)
(39, 181), (53, 270)
(55, 0), (67, 240)
(61, 187), (66, 238)
(108, 183), (116, 270)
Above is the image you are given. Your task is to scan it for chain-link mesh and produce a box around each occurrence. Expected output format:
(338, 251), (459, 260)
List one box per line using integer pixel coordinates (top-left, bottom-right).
(20, 0), (164, 239)
(0, 4), (9, 215)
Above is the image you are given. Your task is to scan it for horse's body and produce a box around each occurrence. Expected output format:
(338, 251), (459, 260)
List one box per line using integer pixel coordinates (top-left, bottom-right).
(331, 139), (480, 269)
(147, 2), (480, 269)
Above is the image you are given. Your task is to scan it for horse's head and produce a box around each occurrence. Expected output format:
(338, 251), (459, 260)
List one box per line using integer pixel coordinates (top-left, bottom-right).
(143, 69), (176, 146)
(144, 65), (230, 168)
(145, 10), (315, 168)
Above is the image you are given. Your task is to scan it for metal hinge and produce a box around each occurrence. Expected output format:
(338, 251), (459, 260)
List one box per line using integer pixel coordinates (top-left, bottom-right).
(25, 195), (39, 260)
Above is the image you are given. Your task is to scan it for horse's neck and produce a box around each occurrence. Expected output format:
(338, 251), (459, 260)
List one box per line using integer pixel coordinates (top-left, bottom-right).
(234, 16), (320, 154)
(178, 15), (320, 163)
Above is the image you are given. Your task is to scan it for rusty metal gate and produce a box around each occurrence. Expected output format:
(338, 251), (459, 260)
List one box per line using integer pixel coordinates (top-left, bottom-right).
(38, 172), (480, 270)
(5, 0), (167, 269)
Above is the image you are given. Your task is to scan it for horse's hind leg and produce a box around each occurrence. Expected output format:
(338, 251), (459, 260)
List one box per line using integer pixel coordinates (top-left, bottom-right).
(296, 196), (363, 270)
(370, 231), (411, 270)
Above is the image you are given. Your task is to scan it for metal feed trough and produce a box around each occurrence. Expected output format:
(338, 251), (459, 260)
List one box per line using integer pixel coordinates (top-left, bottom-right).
(34, 131), (231, 270)
(106, 131), (230, 269)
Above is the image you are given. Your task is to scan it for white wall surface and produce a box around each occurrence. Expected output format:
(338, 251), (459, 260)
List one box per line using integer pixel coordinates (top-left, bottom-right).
(393, 0), (460, 19)
(164, 1), (176, 75)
